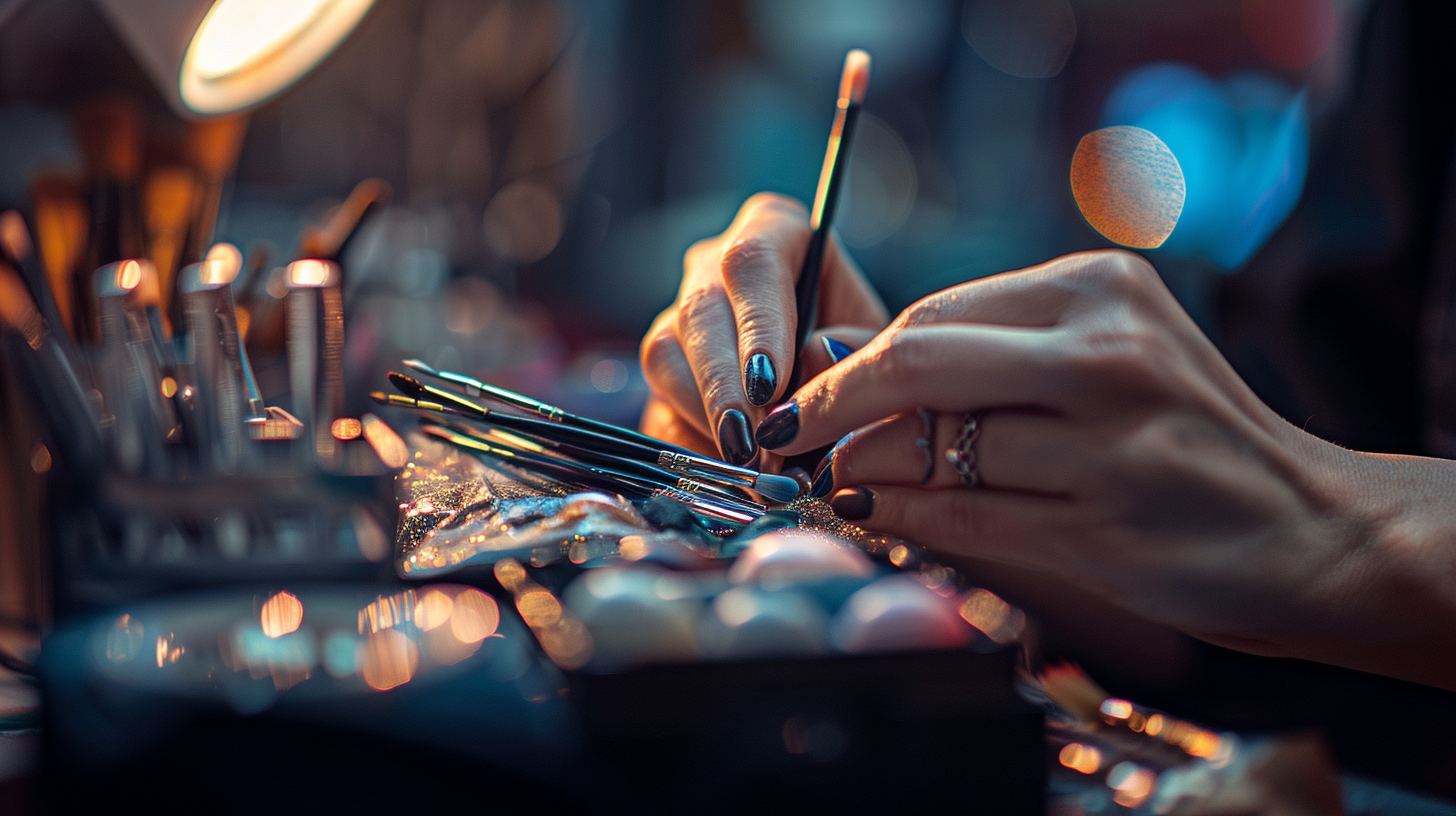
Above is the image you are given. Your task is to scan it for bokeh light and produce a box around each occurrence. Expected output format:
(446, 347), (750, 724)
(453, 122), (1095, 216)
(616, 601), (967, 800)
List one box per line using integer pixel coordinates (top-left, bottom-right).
(260, 591), (304, 638)
(450, 588), (500, 643)
(957, 588), (1026, 644)
(1100, 63), (1308, 269)
(1070, 125), (1185, 249)
(360, 629), (418, 691)
(1058, 743), (1102, 774)
(1107, 761), (1157, 808)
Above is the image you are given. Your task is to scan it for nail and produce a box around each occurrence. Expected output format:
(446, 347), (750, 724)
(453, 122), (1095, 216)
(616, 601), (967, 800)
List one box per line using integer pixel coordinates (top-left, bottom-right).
(829, 486), (873, 521)
(755, 400), (799, 449)
(809, 452), (835, 498)
(717, 409), (756, 465)
(822, 336), (852, 364)
(809, 433), (851, 498)
(744, 353), (777, 406)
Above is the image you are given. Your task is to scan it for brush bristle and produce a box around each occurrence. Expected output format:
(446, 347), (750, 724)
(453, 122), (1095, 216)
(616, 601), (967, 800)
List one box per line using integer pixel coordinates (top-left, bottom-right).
(752, 472), (802, 503)
(387, 371), (424, 396)
(401, 358), (437, 375)
(839, 49), (871, 105)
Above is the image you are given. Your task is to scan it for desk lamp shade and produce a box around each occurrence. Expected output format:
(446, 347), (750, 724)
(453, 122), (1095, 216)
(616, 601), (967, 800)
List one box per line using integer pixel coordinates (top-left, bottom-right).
(94, 0), (376, 116)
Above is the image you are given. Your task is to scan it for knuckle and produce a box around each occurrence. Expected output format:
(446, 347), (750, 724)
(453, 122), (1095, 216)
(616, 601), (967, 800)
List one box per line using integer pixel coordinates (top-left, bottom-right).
(719, 235), (779, 282)
(878, 331), (933, 388)
(639, 322), (681, 371)
(675, 283), (724, 324)
(1084, 250), (1157, 294)
(743, 192), (806, 217)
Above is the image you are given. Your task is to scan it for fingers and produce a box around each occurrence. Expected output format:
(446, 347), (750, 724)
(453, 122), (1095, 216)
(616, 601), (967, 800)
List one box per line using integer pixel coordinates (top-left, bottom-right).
(816, 409), (1082, 496)
(757, 324), (1071, 455)
(639, 308), (711, 438)
(827, 484), (1071, 570)
(796, 326), (879, 383)
(638, 395), (718, 457)
(889, 250), (1145, 331)
(715, 195), (809, 407)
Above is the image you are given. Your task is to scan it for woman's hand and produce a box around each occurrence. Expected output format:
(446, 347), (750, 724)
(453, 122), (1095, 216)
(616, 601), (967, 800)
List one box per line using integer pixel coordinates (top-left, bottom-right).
(638, 193), (888, 462)
(756, 249), (1456, 689)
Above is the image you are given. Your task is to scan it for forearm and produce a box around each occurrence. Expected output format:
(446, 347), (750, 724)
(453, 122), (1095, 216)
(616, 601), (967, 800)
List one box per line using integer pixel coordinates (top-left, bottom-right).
(1238, 443), (1456, 691)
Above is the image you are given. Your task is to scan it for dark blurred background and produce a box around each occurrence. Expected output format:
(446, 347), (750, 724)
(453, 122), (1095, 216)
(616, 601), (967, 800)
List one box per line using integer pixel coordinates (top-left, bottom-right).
(12, 0), (1456, 801)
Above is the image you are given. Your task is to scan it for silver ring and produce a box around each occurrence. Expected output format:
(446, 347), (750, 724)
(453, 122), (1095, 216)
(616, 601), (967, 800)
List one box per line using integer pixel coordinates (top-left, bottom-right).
(914, 407), (936, 485)
(944, 411), (984, 489)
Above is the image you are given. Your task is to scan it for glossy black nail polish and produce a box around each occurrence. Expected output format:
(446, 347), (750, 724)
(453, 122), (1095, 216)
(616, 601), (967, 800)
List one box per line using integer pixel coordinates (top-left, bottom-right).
(717, 408), (757, 465)
(829, 486), (873, 520)
(744, 353), (777, 406)
(822, 336), (852, 364)
(809, 451), (836, 498)
(755, 400), (800, 449)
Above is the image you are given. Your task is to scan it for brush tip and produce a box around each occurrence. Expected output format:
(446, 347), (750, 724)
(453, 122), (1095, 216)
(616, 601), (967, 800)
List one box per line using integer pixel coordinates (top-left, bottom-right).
(839, 49), (871, 105)
(368, 391), (391, 404)
(401, 358), (437, 375)
(753, 472), (802, 503)
(387, 371), (424, 395)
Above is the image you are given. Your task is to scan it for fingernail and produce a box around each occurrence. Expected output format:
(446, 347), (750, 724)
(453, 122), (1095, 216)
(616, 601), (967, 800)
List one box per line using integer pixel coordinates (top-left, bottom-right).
(809, 452), (836, 498)
(744, 353), (777, 406)
(829, 486), (873, 521)
(809, 433), (850, 498)
(717, 409), (756, 465)
(822, 336), (852, 364)
(755, 400), (799, 449)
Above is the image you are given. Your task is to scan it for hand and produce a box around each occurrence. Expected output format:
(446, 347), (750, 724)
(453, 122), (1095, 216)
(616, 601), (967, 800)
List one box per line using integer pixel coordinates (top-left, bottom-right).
(757, 249), (1456, 689)
(638, 193), (888, 463)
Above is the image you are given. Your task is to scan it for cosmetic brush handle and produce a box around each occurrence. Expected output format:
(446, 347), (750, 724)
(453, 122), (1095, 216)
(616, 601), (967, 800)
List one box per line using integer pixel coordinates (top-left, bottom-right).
(793, 49), (870, 355)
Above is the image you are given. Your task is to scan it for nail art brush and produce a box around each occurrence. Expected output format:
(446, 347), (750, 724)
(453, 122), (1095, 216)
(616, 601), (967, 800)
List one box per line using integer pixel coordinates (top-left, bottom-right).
(792, 50), (870, 360)
(437, 419), (765, 510)
(385, 372), (800, 503)
(422, 425), (759, 527)
(398, 361), (802, 502)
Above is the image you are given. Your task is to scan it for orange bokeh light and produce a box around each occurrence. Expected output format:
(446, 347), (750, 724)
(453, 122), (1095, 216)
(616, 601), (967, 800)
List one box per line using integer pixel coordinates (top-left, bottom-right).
(261, 591), (304, 638)
(449, 588), (500, 644)
(360, 629), (418, 691)
(1058, 743), (1102, 775)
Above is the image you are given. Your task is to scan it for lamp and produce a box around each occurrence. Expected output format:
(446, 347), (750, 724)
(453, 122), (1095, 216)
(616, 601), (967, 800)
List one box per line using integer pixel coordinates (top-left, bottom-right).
(93, 0), (376, 116)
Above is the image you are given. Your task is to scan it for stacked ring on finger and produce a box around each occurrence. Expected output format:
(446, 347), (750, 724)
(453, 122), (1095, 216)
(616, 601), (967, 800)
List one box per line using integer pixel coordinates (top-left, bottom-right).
(945, 411), (985, 489)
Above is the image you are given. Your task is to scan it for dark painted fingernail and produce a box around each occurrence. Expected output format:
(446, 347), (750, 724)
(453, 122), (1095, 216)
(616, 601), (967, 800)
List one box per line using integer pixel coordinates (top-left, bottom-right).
(822, 336), (852, 364)
(809, 433), (851, 498)
(717, 409), (756, 465)
(809, 452), (836, 498)
(755, 400), (800, 449)
(744, 353), (777, 406)
(829, 486), (873, 521)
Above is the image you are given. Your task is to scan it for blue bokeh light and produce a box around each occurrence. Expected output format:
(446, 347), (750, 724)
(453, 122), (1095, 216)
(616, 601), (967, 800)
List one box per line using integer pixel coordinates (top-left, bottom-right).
(1100, 62), (1308, 271)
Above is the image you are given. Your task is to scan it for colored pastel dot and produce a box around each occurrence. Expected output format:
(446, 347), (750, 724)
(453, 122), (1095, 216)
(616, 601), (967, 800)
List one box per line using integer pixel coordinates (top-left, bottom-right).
(1070, 125), (1186, 249)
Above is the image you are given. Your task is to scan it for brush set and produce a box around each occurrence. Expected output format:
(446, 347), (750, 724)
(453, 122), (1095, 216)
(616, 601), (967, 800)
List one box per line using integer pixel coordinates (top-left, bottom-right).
(373, 362), (802, 531)
(0, 96), (407, 614)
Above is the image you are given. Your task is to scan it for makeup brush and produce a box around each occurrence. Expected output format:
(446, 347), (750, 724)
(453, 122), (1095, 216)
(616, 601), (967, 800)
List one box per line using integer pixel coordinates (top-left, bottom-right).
(385, 372), (801, 503)
(297, 177), (391, 262)
(422, 424), (759, 527)
(0, 259), (101, 467)
(437, 419), (766, 510)
(0, 211), (68, 346)
(793, 50), (871, 358)
(73, 96), (144, 279)
(142, 165), (199, 315)
(183, 114), (249, 265)
(399, 360), (802, 502)
(27, 172), (89, 339)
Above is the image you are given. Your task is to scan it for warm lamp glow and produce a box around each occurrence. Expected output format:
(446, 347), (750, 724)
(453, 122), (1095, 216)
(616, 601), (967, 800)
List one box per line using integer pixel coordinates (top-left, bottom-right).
(117, 259), (144, 291)
(288, 258), (334, 287)
(201, 242), (243, 285)
(180, 0), (376, 114)
(260, 591), (304, 638)
(192, 0), (338, 80)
